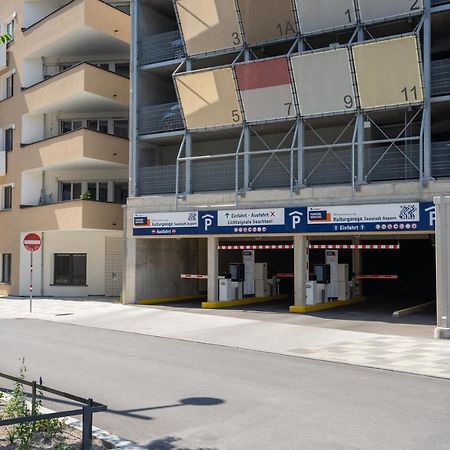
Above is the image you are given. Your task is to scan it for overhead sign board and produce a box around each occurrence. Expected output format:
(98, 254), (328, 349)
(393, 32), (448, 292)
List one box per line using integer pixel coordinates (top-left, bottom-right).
(133, 202), (435, 236)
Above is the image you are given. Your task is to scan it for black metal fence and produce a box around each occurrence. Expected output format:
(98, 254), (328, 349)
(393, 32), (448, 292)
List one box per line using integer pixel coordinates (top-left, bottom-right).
(0, 371), (107, 450)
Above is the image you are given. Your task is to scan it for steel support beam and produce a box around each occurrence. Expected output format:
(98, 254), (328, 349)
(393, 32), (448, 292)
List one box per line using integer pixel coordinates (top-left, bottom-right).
(297, 39), (305, 189)
(244, 48), (251, 191)
(356, 26), (365, 185)
(129, 0), (139, 197)
(423, 0), (432, 181)
(185, 59), (193, 194)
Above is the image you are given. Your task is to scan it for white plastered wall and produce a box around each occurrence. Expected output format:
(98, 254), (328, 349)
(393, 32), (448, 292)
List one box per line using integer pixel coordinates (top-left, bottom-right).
(19, 230), (123, 297)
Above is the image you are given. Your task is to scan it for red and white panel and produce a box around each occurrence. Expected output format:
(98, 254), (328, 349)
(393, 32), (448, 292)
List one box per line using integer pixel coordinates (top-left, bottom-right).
(181, 274), (208, 280)
(355, 275), (399, 280)
(235, 58), (296, 123)
(218, 244), (294, 250)
(309, 244), (400, 250)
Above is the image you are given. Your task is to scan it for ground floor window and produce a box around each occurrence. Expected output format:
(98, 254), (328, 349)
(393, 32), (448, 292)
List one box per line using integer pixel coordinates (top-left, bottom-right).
(1, 253), (11, 283)
(54, 254), (87, 286)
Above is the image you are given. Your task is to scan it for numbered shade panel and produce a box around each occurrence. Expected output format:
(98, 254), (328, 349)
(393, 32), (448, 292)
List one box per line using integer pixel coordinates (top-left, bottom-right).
(175, 0), (242, 56)
(238, 0), (297, 45)
(235, 58), (296, 123)
(358, 0), (423, 22)
(175, 68), (242, 130)
(291, 48), (356, 116)
(295, 0), (357, 34)
(352, 36), (423, 110)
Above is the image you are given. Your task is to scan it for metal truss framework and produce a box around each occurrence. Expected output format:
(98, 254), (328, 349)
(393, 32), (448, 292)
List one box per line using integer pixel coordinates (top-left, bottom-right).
(135, 0), (433, 208)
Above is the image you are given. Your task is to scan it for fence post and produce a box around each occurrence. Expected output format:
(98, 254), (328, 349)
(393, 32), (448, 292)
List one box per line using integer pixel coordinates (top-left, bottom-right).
(31, 381), (37, 417)
(82, 398), (93, 450)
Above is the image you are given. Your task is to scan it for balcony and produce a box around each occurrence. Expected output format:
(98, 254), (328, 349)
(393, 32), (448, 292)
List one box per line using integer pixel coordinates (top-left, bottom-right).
(139, 31), (185, 66)
(23, 63), (129, 114)
(20, 129), (128, 171)
(139, 102), (184, 136)
(22, 0), (130, 59)
(19, 200), (123, 231)
(432, 58), (450, 97)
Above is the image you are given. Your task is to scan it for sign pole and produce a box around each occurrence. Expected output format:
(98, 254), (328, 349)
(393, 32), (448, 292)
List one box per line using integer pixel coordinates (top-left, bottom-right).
(23, 233), (41, 313)
(29, 251), (33, 313)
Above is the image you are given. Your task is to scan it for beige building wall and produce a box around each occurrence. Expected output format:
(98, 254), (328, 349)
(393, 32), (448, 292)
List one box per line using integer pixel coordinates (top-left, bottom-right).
(0, 0), (130, 296)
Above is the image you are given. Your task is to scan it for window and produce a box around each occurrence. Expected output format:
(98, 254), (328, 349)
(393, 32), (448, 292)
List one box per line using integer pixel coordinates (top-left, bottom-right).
(107, 1), (130, 14)
(5, 74), (13, 99)
(115, 63), (129, 77)
(98, 182), (108, 202)
(1, 185), (12, 210)
(113, 120), (128, 138)
(6, 21), (14, 41)
(54, 254), (87, 286)
(95, 63), (109, 71)
(60, 120), (82, 134)
(60, 181), (112, 202)
(87, 120), (108, 133)
(61, 182), (81, 201)
(114, 182), (128, 204)
(1, 253), (11, 284)
(57, 62), (75, 73)
(4, 127), (13, 152)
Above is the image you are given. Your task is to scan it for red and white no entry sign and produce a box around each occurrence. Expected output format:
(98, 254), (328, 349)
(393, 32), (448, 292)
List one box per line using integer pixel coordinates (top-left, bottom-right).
(23, 233), (41, 252)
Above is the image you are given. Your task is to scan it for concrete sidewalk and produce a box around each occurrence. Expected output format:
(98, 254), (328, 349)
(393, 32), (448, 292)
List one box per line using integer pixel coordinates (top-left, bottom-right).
(1, 297), (449, 380)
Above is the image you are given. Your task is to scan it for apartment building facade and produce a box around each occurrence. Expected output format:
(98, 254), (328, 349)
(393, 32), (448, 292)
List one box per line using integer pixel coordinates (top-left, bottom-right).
(0, 0), (130, 297)
(126, 0), (450, 331)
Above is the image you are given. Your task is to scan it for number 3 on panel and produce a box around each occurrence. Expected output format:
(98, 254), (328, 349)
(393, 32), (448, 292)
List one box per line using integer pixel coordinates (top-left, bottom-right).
(232, 32), (241, 46)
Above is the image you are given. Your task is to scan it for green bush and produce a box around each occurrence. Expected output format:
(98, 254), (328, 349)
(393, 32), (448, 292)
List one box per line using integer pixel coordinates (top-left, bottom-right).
(2, 359), (66, 449)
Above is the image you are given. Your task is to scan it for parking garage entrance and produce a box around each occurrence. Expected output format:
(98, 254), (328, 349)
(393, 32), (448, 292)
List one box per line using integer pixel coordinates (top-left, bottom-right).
(305, 234), (436, 323)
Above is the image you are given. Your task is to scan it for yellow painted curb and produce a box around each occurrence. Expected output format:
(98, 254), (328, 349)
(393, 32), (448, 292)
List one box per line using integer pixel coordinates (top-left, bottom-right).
(138, 295), (205, 305)
(289, 297), (366, 313)
(202, 294), (288, 309)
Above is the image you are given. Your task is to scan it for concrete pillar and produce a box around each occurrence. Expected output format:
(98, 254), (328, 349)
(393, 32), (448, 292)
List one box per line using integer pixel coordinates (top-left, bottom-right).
(294, 235), (308, 306)
(124, 237), (137, 304)
(207, 236), (219, 302)
(434, 197), (450, 338)
(353, 238), (362, 298)
(198, 238), (208, 293)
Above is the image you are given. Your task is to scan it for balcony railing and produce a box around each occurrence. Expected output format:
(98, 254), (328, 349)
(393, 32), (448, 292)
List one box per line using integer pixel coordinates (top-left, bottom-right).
(432, 58), (450, 97)
(432, 141), (450, 178)
(139, 30), (185, 66)
(139, 165), (184, 195)
(139, 102), (184, 135)
(364, 143), (420, 183)
(137, 140), (450, 196)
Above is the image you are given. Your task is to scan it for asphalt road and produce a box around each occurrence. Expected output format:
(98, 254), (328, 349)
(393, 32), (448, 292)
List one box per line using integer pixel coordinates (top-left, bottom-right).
(1, 319), (449, 450)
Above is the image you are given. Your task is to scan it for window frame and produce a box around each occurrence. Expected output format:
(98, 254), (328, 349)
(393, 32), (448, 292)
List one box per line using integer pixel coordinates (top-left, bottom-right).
(4, 127), (13, 152)
(0, 184), (13, 210)
(53, 253), (87, 286)
(5, 73), (13, 99)
(1, 253), (11, 284)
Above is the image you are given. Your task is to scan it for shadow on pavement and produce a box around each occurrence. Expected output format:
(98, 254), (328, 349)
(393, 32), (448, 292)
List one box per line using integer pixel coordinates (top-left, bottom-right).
(145, 435), (217, 450)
